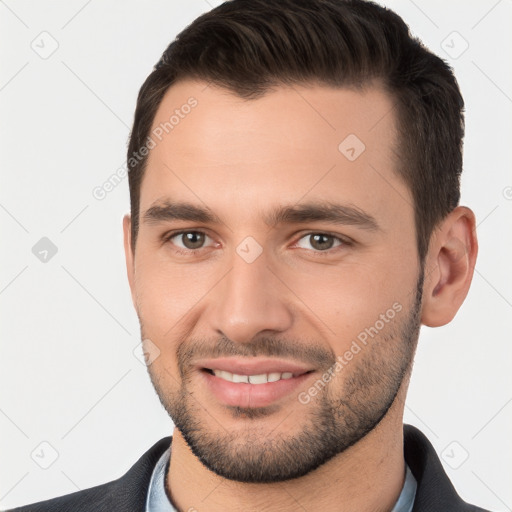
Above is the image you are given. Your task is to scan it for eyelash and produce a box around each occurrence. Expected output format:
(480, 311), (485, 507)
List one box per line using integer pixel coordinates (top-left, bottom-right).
(162, 230), (352, 257)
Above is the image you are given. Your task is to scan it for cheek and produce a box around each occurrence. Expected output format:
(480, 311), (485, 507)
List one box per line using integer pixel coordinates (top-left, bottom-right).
(284, 255), (416, 349)
(134, 255), (218, 337)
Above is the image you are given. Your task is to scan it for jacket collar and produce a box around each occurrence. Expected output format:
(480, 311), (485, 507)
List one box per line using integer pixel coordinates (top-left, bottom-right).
(116, 424), (484, 512)
(404, 424), (486, 511)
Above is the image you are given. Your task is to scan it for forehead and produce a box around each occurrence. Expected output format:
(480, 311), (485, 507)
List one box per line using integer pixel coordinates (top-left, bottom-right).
(139, 79), (411, 228)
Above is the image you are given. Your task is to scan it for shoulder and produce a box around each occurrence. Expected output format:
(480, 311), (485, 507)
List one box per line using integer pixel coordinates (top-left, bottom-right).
(404, 425), (492, 512)
(2, 437), (172, 512)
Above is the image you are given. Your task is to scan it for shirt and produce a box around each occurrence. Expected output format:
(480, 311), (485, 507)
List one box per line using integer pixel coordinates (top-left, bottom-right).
(145, 446), (417, 512)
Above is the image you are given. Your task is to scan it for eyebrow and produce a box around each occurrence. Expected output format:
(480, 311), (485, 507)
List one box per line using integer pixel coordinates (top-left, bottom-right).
(142, 201), (223, 225)
(265, 201), (380, 231)
(142, 199), (380, 231)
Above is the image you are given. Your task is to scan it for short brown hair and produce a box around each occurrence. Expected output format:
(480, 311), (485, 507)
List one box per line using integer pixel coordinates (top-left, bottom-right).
(127, 0), (464, 262)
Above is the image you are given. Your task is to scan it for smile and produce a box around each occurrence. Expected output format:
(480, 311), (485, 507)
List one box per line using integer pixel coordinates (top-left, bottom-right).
(202, 370), (312, 408)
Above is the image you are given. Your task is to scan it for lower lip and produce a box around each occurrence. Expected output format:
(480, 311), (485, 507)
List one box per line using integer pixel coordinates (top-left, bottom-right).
(201, 370), (313, 408)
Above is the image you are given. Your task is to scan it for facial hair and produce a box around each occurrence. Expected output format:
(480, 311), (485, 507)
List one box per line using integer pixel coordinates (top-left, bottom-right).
(144, 269), (424, 483)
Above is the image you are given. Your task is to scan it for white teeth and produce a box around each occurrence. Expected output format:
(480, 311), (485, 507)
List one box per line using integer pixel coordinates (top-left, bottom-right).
(248, 374), (268, 384)
(211, 369), (297, 384)
(217, 370), (233, 382)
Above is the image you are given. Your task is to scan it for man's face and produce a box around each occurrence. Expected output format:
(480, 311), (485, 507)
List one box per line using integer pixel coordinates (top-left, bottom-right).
(125, 80), (423, 482)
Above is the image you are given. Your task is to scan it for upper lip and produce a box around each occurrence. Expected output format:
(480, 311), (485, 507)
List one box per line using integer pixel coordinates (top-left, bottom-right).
(197, 357), (314, 376)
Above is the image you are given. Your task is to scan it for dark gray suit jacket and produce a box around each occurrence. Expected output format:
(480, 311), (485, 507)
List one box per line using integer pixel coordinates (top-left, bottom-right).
(4, 425), (491, 511)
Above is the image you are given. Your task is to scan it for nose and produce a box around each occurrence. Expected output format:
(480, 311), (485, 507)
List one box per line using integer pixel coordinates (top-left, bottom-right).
(207, 250), (294, 344)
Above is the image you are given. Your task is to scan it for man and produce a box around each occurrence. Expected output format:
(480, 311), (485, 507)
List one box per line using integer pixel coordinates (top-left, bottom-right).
(6, 0), (488, 510)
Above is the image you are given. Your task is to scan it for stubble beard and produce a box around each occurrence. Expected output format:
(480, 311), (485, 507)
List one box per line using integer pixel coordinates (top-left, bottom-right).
(145, 270), (423, 483)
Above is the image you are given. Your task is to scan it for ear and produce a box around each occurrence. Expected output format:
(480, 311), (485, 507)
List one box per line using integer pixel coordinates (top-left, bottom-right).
(122, 214), (137, 310)
(421, 206), (478, 327)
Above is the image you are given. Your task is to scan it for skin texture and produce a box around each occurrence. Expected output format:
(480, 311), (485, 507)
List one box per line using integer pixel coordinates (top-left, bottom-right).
(123, 79), (478, 511)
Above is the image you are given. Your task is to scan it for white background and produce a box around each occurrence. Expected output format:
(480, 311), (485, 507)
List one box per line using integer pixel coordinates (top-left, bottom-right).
(1, 0), (511, 510)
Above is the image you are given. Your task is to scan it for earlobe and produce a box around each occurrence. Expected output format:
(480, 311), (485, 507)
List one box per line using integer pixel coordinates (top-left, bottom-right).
(122, 214), (137, 310)
(421, 207), (478, 327)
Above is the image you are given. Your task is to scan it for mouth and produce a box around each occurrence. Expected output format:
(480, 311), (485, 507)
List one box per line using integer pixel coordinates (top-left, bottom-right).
(197, 358), (315, 409)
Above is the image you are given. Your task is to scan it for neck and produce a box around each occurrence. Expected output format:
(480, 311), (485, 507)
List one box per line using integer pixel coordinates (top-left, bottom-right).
(166, 395), (407, 512)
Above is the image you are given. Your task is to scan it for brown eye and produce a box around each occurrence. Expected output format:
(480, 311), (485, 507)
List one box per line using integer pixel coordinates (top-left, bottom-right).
(180, 232), (205, 249)
(296, 233), (344, 252)
(309, 234), (334, 250)
(168, 231), (210, 251)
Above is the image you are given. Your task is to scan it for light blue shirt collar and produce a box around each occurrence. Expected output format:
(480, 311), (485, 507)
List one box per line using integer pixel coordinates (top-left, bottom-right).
(145, 445), (417, 512)
(146, 445), (175, 512)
